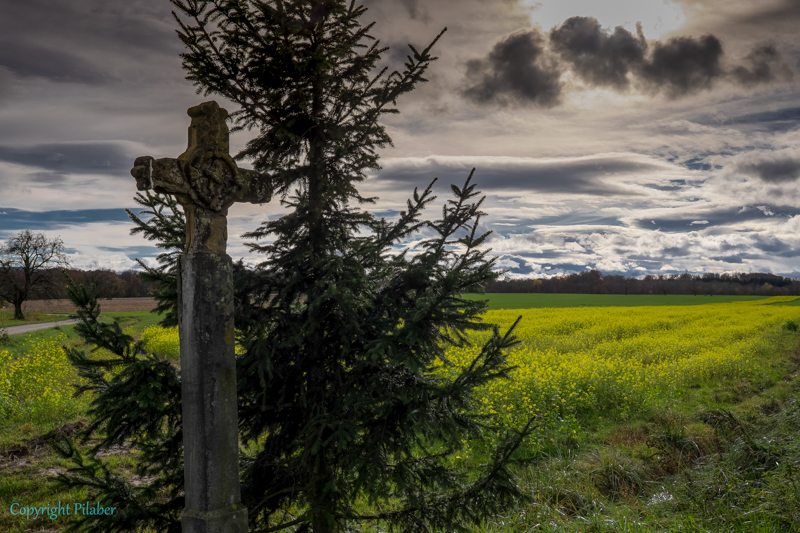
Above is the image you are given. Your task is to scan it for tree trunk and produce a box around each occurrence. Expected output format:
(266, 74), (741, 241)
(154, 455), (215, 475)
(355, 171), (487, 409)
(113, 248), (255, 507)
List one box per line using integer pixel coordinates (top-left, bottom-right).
(308, 422), (335, 533)
(312, 507), (335, 533)
(13, 301), (24, 321)
(311, 467), (335, 533)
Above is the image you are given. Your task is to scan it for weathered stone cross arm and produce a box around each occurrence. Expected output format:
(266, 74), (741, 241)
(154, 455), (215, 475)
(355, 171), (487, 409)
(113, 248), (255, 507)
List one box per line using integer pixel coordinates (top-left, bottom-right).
(130, 100), (272, 254)
(131, 156), (272, 206)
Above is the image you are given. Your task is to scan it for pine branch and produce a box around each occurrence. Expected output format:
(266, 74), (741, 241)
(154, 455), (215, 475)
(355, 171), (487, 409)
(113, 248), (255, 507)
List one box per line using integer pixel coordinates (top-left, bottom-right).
(126, 191), (185, 327)
(57, 274), (184, 532)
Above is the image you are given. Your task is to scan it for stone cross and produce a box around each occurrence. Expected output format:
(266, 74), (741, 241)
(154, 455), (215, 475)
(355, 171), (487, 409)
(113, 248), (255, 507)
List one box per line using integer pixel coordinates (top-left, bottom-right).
(131, 100), (272, 533)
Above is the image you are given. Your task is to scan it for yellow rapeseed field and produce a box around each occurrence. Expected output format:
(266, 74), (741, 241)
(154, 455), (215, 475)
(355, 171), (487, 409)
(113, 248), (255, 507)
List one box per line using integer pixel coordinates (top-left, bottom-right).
(140, 325), (180, 359)
(4, 297), (798, 434)
(437, 297), (800, 439)
(0, 335), (86, 422)
(139, 325), (243, 357)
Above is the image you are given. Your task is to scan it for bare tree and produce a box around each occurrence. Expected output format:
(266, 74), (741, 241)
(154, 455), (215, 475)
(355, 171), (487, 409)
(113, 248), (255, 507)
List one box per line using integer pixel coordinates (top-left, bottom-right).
(0, 230), (70, 320)
(689, 280), (701, 296)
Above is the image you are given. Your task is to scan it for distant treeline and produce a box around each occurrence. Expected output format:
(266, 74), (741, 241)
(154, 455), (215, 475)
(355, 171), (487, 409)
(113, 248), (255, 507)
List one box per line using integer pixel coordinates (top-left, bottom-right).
(22, 268), (800, 299)
(484, 271), (800, 296)
(29, 268), (158, 299)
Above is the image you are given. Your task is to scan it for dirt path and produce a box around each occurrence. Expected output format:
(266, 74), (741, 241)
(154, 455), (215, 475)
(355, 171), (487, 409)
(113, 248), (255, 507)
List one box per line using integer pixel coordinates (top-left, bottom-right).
(5, 319), (81, 336)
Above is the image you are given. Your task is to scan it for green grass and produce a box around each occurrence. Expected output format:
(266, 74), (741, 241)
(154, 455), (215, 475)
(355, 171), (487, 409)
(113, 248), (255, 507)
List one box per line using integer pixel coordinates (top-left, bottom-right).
(1, 322), (84, 354)
(0, 462), (93, 532)
(451, 325), (800, 533)
(773, 299), (800, 306)
(0, 309), (168, 531)
(0, 311), (162, 358)
(463, 293), (779, 309)
(0, 311), (72, 328)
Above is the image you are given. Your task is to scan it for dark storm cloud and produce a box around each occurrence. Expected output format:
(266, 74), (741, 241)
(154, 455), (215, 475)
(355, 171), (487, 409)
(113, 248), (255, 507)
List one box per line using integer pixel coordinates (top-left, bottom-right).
(550, 17), (725, 98)
(374, 155), (662, 195)
(549, 17), (647, 90)
(638, 34), (724, 98)
(737, 158), (800, 183)
(0, 41), (114, 85)
(0, 142), (135, 176)
(732, 152), (800, 183)
(731, 44), (794, 86)
(461, 31), (563, 108)
(463, 16), (794, 107)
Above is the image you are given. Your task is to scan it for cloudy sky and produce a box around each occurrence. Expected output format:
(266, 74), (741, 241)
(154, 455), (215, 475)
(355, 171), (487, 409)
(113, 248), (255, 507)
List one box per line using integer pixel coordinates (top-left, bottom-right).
(1, 0), (799, 278)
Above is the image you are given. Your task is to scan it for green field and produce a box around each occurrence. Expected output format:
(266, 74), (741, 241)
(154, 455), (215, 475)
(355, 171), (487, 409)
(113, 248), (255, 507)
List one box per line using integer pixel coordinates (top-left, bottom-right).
(773, 298), (800, 306)
(3, 304), (800, 532)
(463, 293), (780, 309)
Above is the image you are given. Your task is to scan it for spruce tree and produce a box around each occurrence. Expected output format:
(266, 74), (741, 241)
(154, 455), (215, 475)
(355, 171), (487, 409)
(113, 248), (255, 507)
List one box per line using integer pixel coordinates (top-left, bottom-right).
(125, 191), (185, 327)
(55, 192), (187, 532)
(58, 1), (534, 532)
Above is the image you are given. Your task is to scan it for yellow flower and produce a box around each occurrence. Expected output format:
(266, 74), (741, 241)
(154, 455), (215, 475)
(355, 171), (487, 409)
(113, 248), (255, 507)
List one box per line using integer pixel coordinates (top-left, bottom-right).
(434, 299), (800, 448)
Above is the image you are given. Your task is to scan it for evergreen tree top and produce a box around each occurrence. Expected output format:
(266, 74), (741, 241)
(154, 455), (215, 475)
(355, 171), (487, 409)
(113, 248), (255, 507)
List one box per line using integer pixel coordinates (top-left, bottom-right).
(171, 0), (445, 205)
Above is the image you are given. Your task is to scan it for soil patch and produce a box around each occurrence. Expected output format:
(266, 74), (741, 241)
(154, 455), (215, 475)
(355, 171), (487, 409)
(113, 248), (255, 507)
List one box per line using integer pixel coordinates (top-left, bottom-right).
(0, 421), (87, 464)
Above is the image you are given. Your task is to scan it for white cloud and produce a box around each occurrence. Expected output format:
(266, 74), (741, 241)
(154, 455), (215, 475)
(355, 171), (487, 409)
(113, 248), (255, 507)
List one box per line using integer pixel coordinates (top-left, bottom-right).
(493, 257), (522, 269)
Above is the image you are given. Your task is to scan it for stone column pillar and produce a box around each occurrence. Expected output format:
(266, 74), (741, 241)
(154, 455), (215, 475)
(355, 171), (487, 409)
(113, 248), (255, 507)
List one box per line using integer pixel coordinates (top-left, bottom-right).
(179, 251), (248, 533)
